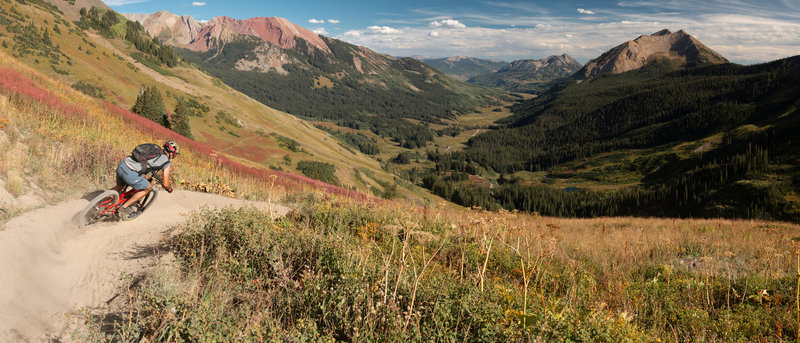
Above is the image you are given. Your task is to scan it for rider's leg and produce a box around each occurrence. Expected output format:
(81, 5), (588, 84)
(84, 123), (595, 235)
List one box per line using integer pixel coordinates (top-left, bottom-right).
(122, 182), (153, 208)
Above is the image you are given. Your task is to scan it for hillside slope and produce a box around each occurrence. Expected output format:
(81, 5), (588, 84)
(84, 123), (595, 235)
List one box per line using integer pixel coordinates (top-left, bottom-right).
(126, 11), (503, 148)
(1, 0), (424, 201)
(425, 53), (800, 221)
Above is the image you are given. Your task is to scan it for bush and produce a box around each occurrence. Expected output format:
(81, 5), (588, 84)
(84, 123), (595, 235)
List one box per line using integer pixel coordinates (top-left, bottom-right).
(297, 160), (340, 186)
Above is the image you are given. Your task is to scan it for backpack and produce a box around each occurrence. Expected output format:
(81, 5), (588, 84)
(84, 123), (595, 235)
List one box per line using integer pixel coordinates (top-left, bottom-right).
(131, 143), (164, 164)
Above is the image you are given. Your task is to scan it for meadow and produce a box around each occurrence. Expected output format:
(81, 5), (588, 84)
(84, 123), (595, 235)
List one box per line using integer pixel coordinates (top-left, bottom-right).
(89, 196), (800, 342)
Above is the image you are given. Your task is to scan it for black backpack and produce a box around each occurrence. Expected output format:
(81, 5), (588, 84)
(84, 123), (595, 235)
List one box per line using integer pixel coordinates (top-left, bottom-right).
(131, 143), (164, 164)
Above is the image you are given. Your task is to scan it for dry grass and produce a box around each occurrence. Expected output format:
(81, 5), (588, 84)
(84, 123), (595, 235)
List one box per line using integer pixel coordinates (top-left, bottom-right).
(0, 49), (368, 217)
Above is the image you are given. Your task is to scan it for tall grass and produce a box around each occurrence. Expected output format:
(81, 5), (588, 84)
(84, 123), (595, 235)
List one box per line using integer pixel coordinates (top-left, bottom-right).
(0, 50), (365, 208)
(100, 195), (800, 342)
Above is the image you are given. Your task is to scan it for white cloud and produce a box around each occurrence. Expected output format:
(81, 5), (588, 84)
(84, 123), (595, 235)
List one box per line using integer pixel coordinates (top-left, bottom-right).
(191, 1), (206, 6)
(367, 26), (402, 34)
(313, 28), (329, 35)
(334, 2), (800, 64)
(577, 8), (595, 15)
(308, 19), (325, 24)
(328, 19), (340, 24)
(429, 19), (466, 28)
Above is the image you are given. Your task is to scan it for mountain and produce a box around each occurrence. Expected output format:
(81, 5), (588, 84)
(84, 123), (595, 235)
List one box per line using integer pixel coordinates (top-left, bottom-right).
(123, 10), (202, 46)
(420, 56), (508, 81)
(185, 16), (331, 53)
(419, 30), (800, 221)
(576, 29), (728, 80)
(125, 12), (501, 148)
(468, 54), (582, 94)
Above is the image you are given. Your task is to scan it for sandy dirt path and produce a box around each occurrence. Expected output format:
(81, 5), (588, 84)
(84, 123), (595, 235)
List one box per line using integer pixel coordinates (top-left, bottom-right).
(0, 190), (289, 341)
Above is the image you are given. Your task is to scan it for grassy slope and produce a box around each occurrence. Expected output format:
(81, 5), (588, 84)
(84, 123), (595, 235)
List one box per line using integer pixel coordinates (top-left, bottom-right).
(0, 0), (433, 201)
(97, 197), (800, 341)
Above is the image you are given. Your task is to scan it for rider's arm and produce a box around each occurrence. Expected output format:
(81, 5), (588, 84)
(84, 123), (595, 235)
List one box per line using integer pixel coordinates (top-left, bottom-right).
(162, 165), (171, 188)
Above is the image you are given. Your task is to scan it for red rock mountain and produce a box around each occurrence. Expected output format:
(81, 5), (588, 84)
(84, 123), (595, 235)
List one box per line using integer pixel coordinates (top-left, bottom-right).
(124, 12), (331, 54)
(577, 29), (727, 80)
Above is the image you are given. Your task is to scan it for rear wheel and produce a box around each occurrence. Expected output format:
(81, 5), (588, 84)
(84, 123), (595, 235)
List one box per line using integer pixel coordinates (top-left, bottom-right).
(78, 190), (119, 228)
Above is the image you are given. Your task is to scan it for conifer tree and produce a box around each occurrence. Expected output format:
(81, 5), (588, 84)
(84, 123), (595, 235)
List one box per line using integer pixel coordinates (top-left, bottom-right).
(171, 101), (193, 138)
(131, 85), (167, 126)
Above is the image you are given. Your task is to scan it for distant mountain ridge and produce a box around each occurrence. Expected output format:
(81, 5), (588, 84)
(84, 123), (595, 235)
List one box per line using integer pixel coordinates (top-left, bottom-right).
(576, 29), (727, 80)
(420, 56), (508, 81)
(468, 54), (582, 94)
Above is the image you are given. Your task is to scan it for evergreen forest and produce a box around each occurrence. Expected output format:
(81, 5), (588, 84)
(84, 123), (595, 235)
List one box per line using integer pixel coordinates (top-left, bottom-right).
(421, 57), (800, 222)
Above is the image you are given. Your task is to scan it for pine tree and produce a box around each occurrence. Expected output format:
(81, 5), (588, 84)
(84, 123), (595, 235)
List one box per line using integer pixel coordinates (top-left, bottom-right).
(131, 85), (167, 125)
(171, 101), (193, 138)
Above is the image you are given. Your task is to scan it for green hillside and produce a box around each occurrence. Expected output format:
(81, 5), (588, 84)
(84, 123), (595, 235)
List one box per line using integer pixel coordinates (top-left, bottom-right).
(420, 57), (800, 221)
(177, 36), (505, 149)
(0, 0), (429, 200)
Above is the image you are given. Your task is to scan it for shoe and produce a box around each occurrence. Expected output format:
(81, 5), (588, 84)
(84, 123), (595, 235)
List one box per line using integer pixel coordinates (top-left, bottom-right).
(118, 205), (137, 220)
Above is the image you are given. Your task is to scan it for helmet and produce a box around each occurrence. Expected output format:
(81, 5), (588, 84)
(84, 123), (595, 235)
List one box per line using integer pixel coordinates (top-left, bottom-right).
(163, 140), (179, 156)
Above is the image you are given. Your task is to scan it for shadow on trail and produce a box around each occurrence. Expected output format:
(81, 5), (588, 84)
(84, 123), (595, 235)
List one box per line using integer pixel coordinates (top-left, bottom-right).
(124, 240), (172, 260)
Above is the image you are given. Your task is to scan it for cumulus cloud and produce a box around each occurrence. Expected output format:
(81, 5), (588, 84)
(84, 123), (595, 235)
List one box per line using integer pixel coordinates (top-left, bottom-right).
(335, 2), (800, 64)
(308, 19), (325, 24)
(367, 26), (402, 34)
(429, 19), (466, 28)
(312, 28), (328, 35)
(328, 19), (340, 24)
(191, 1), (206, 6)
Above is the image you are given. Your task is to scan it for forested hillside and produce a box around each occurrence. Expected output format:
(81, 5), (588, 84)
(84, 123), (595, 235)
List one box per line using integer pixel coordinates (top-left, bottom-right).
(422, 57), (800, 221)
(178, 36), (503, 148)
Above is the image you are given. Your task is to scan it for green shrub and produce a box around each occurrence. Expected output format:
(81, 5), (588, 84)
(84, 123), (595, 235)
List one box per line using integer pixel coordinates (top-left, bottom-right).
(297, 160), (340, 186)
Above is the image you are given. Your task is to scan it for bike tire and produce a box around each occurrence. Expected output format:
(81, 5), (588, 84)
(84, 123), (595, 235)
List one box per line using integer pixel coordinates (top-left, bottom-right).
(128, 188), (158, 220)
(78, 190), (119, 228)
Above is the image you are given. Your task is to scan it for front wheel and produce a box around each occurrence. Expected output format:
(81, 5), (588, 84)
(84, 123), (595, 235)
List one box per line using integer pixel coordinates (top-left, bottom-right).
(128, 188), (158, 220)
(78, 190), (119, 228)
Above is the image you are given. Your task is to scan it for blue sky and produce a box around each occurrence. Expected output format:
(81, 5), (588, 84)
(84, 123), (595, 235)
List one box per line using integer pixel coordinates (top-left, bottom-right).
(108, 0), (800, 64)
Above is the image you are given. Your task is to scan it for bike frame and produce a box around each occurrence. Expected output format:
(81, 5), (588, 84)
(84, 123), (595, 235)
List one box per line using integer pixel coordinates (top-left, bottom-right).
(93, 187), (139, 216)
(98, 173), (162, 215)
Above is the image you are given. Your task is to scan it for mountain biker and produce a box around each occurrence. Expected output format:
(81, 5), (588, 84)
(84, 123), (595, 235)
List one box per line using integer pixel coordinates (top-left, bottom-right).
(112, 141), (178, 220)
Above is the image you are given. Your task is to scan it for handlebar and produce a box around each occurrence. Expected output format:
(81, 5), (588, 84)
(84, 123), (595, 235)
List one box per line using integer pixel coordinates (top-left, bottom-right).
(148, 171), (165, 186)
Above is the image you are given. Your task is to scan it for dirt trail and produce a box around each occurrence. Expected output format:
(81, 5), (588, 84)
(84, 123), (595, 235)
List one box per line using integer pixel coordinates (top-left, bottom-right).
(0, 190), (289, 341)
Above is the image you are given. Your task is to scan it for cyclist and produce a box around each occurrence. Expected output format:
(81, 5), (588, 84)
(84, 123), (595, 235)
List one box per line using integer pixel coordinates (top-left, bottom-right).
(112, 140), (178, 220)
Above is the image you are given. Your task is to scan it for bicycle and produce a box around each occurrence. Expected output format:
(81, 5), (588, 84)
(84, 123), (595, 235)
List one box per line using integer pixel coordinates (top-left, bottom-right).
(77, 171), (164, 228)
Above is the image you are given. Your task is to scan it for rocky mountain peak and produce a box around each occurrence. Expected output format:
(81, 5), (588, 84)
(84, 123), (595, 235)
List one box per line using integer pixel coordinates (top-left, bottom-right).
(498, 54), (582, 73)
(123, 11), (203, 46)
(576, 29), (727, 80)
(186, 16), (330, 53)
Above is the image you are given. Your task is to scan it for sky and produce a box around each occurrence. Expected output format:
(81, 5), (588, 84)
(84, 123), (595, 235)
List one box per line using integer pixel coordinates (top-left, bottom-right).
(107, 0), (800, 64)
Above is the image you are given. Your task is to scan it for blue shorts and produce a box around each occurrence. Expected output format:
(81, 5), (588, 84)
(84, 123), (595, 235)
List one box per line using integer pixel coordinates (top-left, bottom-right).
(116, 161), (150, 190)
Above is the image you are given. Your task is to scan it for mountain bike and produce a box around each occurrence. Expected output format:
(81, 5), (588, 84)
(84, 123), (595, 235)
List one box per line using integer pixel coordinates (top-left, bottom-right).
(77, 171), (163, 228)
